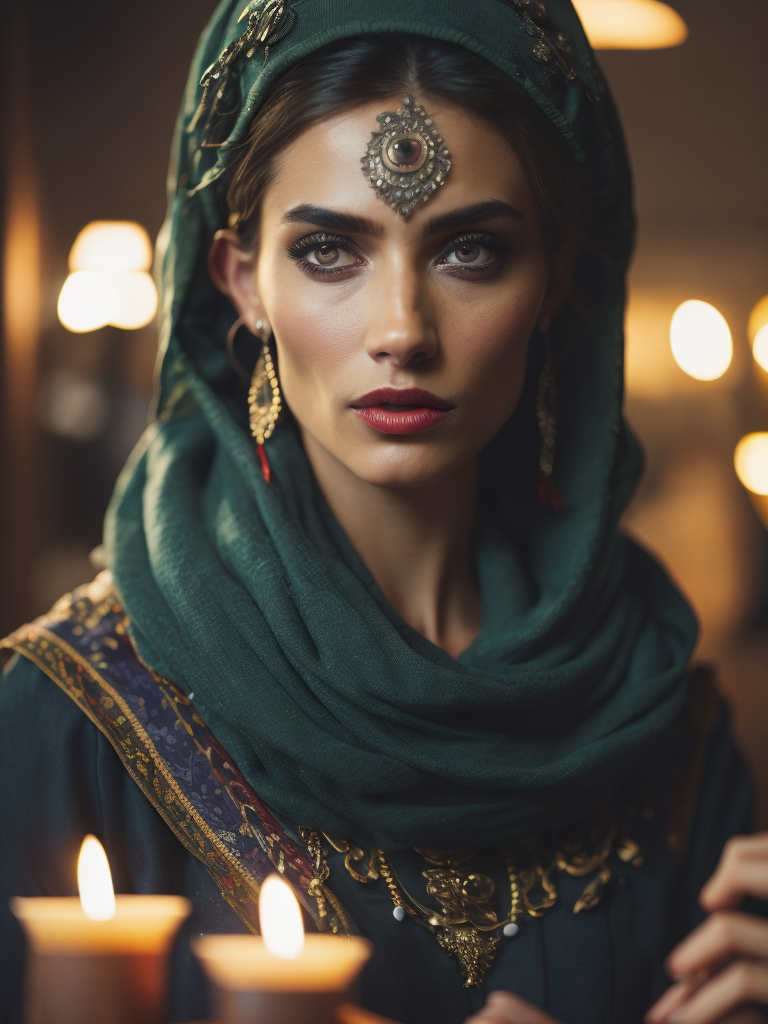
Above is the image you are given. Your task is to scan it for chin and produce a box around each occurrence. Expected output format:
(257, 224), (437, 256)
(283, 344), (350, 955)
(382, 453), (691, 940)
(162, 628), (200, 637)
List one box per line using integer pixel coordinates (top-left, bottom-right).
(343, 444), (471, 489)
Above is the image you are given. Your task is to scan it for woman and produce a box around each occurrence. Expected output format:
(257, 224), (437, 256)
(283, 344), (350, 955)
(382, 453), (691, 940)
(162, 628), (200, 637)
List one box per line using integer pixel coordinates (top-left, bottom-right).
(0, 1), (765, 1021)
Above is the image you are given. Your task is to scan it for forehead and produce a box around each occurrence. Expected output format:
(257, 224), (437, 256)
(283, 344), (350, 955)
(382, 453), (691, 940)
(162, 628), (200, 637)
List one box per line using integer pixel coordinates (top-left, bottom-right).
(261, 96), (538, 228)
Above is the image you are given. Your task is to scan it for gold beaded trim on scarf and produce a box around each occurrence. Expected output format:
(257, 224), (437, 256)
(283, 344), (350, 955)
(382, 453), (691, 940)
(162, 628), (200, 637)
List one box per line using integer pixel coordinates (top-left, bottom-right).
(301, 814), (644, 988)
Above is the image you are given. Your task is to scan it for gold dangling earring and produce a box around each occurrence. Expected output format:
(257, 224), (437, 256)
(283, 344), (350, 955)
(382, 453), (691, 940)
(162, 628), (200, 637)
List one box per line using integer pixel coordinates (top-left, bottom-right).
(536, 332), (566, 510)
(247, 320), (281, 484)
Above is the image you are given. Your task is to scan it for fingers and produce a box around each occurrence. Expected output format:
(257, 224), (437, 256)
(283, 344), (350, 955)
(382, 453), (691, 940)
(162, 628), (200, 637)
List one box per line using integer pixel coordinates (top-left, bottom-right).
(660, 962), (768, 1024)
(702, 835), (768, 911)
(646, 975), (708, 1024)
(666, 913), (768, 981)
(466, 991), (565, 1024)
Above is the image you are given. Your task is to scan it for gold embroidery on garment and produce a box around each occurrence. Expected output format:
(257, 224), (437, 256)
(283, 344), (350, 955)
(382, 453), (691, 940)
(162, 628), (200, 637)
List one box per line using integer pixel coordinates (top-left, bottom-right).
(299, 827), (353, 936)
(302, 814), (643, 988)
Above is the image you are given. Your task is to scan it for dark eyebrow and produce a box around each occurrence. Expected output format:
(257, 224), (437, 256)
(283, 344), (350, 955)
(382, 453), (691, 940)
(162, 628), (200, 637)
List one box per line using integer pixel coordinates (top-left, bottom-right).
(282, 204), (384, 237)
(422, 200), (523, 237)
(281, 199), (522, 238)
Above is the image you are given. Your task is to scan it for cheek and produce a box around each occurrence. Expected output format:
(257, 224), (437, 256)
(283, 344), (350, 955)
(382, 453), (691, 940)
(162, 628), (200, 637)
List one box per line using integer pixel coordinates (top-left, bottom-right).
(450, 266), (547, 417)
(257, 255), (361, 421)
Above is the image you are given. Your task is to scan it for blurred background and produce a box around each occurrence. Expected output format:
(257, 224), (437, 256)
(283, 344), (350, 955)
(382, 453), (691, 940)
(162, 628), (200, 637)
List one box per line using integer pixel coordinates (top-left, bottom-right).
(1, 0), (767, 821)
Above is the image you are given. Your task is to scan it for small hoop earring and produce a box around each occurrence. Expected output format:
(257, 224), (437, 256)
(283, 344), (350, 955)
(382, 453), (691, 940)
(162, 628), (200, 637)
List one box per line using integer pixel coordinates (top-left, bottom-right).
(536, 332), (566, 510)
(248, 335), (281, 484)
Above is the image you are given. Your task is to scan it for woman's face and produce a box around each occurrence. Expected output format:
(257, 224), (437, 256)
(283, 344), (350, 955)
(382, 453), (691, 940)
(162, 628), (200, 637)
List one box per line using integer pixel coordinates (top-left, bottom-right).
(222, 97), (555, 488)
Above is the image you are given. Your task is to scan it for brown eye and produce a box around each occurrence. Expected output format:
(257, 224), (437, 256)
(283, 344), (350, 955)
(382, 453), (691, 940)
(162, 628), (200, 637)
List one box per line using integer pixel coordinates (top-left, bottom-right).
(454, 244), (482, 264)
(313, 244), (340, 266)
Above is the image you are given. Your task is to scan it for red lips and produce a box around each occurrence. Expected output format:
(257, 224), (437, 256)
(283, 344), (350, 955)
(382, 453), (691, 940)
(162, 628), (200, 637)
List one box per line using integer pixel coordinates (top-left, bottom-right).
(350, 387), (454, 435)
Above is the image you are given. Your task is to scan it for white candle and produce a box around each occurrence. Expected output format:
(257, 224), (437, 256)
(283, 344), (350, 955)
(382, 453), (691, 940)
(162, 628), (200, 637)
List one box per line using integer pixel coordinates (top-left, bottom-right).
(194, 873), (372, 1024)
(11, 835), (190, 1024)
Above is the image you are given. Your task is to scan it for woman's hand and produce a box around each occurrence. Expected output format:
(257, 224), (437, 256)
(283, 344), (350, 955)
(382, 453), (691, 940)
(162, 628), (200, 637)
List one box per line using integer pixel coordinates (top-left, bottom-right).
(466, 991), (564, 1024)
(337, 991), (565, 1024)
(646, 833), (768, 1024)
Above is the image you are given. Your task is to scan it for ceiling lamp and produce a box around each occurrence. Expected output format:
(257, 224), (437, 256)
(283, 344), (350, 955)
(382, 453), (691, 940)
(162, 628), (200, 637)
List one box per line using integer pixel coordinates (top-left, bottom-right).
(572, 0), (688, 50)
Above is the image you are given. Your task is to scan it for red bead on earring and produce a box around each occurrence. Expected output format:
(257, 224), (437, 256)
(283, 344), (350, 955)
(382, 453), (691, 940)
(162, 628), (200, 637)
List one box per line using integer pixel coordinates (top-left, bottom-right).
(247, 323), (281, 484)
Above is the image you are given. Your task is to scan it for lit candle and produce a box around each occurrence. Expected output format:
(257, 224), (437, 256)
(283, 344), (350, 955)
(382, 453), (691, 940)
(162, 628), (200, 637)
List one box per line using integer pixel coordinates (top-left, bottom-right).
(10, 835), (190, 1024)
(194, 874), (372, 1024)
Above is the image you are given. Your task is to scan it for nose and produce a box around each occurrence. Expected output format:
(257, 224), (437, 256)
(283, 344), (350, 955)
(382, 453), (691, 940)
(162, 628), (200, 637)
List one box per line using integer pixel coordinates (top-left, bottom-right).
(362, 261), (438, 367)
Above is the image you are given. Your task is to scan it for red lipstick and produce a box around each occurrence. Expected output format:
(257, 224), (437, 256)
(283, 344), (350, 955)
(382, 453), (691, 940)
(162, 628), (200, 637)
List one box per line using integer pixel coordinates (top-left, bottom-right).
(350, 387), (454, 435)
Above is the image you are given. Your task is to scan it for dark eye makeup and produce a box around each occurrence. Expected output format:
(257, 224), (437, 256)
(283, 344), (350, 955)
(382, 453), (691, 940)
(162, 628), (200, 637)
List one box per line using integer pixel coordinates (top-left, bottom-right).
(435, 232), (516, 276)
(285, 232), (365, 278)
(285, 229), (517, 280)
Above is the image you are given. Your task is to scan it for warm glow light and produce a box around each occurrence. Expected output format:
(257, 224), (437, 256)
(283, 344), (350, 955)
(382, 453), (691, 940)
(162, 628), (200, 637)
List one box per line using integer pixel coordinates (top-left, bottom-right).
(735, 434), (768, 496)
(109, 271), (159, 329)
(78, 835), (116, 921)
(670, 300), (733, 381)
(69, 221), (153, 273)
(749, 295), (768, 344)
(573, 0), (688, 49)
(58, 270), (119, 333)
(258, 874), (305, 959)
(753, 325), (768, 374)
(58, 221), (158, 333)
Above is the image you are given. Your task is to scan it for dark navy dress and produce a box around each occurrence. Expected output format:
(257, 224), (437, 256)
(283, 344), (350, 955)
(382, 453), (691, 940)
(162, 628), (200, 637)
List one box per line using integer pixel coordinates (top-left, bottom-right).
(0, 653), (753, 1024)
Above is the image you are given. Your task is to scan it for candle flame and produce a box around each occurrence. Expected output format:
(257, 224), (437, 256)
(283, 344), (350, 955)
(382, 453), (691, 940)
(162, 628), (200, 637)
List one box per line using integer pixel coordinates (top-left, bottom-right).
(258, 874), (305, 959)
(78, 835), (116, 921)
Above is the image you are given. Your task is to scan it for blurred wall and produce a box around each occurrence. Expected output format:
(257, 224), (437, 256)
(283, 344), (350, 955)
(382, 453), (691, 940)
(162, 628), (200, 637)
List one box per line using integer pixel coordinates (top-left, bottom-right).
(2, 0), (767, 818)
(600, 0), (768, 824)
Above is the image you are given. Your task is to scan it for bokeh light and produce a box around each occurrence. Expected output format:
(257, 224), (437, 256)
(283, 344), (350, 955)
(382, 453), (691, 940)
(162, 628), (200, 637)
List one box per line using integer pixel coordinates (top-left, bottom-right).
(37, 370), (110, 442)
(57, 270), (119, 333)
(572, 0), (688, 49)
(735, 433), (768, 496)
(748, 295), (768, 344)
(109, 271), (159, 330)
(69, 221), (153, 273)
(58, 221), (158, 333)
(753, 324), (768, 374)
(670, 300), (733, 381)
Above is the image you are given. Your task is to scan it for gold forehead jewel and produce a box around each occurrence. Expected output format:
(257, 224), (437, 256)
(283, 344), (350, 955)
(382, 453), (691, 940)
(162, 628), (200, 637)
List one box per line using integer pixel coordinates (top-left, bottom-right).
(360, 96), (452, 219)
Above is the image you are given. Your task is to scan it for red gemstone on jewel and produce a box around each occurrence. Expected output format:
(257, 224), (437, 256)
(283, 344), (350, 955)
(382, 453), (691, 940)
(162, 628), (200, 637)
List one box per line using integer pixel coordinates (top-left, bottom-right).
(392, 138), (422, 165)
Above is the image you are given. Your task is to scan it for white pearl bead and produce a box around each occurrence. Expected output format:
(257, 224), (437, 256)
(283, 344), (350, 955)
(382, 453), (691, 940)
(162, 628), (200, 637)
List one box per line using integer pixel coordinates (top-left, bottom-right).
(503, 922), (520, 938)
(393, 905), (406, 922)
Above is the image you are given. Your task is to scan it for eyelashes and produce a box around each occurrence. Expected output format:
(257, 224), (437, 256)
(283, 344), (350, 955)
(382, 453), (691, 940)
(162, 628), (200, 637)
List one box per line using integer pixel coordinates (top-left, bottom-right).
(285, 231), (516, 280)
(435, 232), (516, 275)
(285, 232), (365, 278)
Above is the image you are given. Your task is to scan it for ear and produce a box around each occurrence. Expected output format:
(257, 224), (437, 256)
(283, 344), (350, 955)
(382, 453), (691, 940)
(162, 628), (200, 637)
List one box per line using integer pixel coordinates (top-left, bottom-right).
(537, 238), (579, 333)
(208, 229), (270, 336)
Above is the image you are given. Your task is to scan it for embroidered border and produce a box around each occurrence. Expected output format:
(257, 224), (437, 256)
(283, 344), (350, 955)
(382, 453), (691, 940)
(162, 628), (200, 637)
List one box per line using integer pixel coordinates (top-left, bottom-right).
(0, 573), (350, 937)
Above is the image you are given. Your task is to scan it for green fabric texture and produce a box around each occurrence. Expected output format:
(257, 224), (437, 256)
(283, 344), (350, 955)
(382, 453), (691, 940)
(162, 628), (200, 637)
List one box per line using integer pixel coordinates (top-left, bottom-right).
(105, 0), (698, 848)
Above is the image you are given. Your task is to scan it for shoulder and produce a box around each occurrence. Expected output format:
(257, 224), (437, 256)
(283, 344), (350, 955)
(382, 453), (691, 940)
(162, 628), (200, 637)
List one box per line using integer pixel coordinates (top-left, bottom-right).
(641, 665), (754, 939)
(0, 649), (103, 793)
(1, 646), (88, 728)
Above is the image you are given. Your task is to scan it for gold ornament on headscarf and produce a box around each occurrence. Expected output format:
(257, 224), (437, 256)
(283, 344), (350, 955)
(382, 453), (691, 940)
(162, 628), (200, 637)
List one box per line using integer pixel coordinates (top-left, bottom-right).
(361, 96), (451, 218)
(248, 329), (281, 483)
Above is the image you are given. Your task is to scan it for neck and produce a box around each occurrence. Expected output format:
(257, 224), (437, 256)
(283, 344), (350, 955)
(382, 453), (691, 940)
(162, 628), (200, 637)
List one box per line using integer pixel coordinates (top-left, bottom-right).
(301, 434), (482, 660)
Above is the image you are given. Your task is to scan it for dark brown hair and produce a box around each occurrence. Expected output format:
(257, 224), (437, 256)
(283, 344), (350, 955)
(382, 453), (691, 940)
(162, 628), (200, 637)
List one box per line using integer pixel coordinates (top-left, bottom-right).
(225, 34), (591, 281)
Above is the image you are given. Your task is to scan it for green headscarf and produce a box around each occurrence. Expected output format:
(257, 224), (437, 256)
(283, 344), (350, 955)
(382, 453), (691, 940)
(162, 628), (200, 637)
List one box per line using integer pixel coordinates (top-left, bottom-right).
(105, 0), (698, 849)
